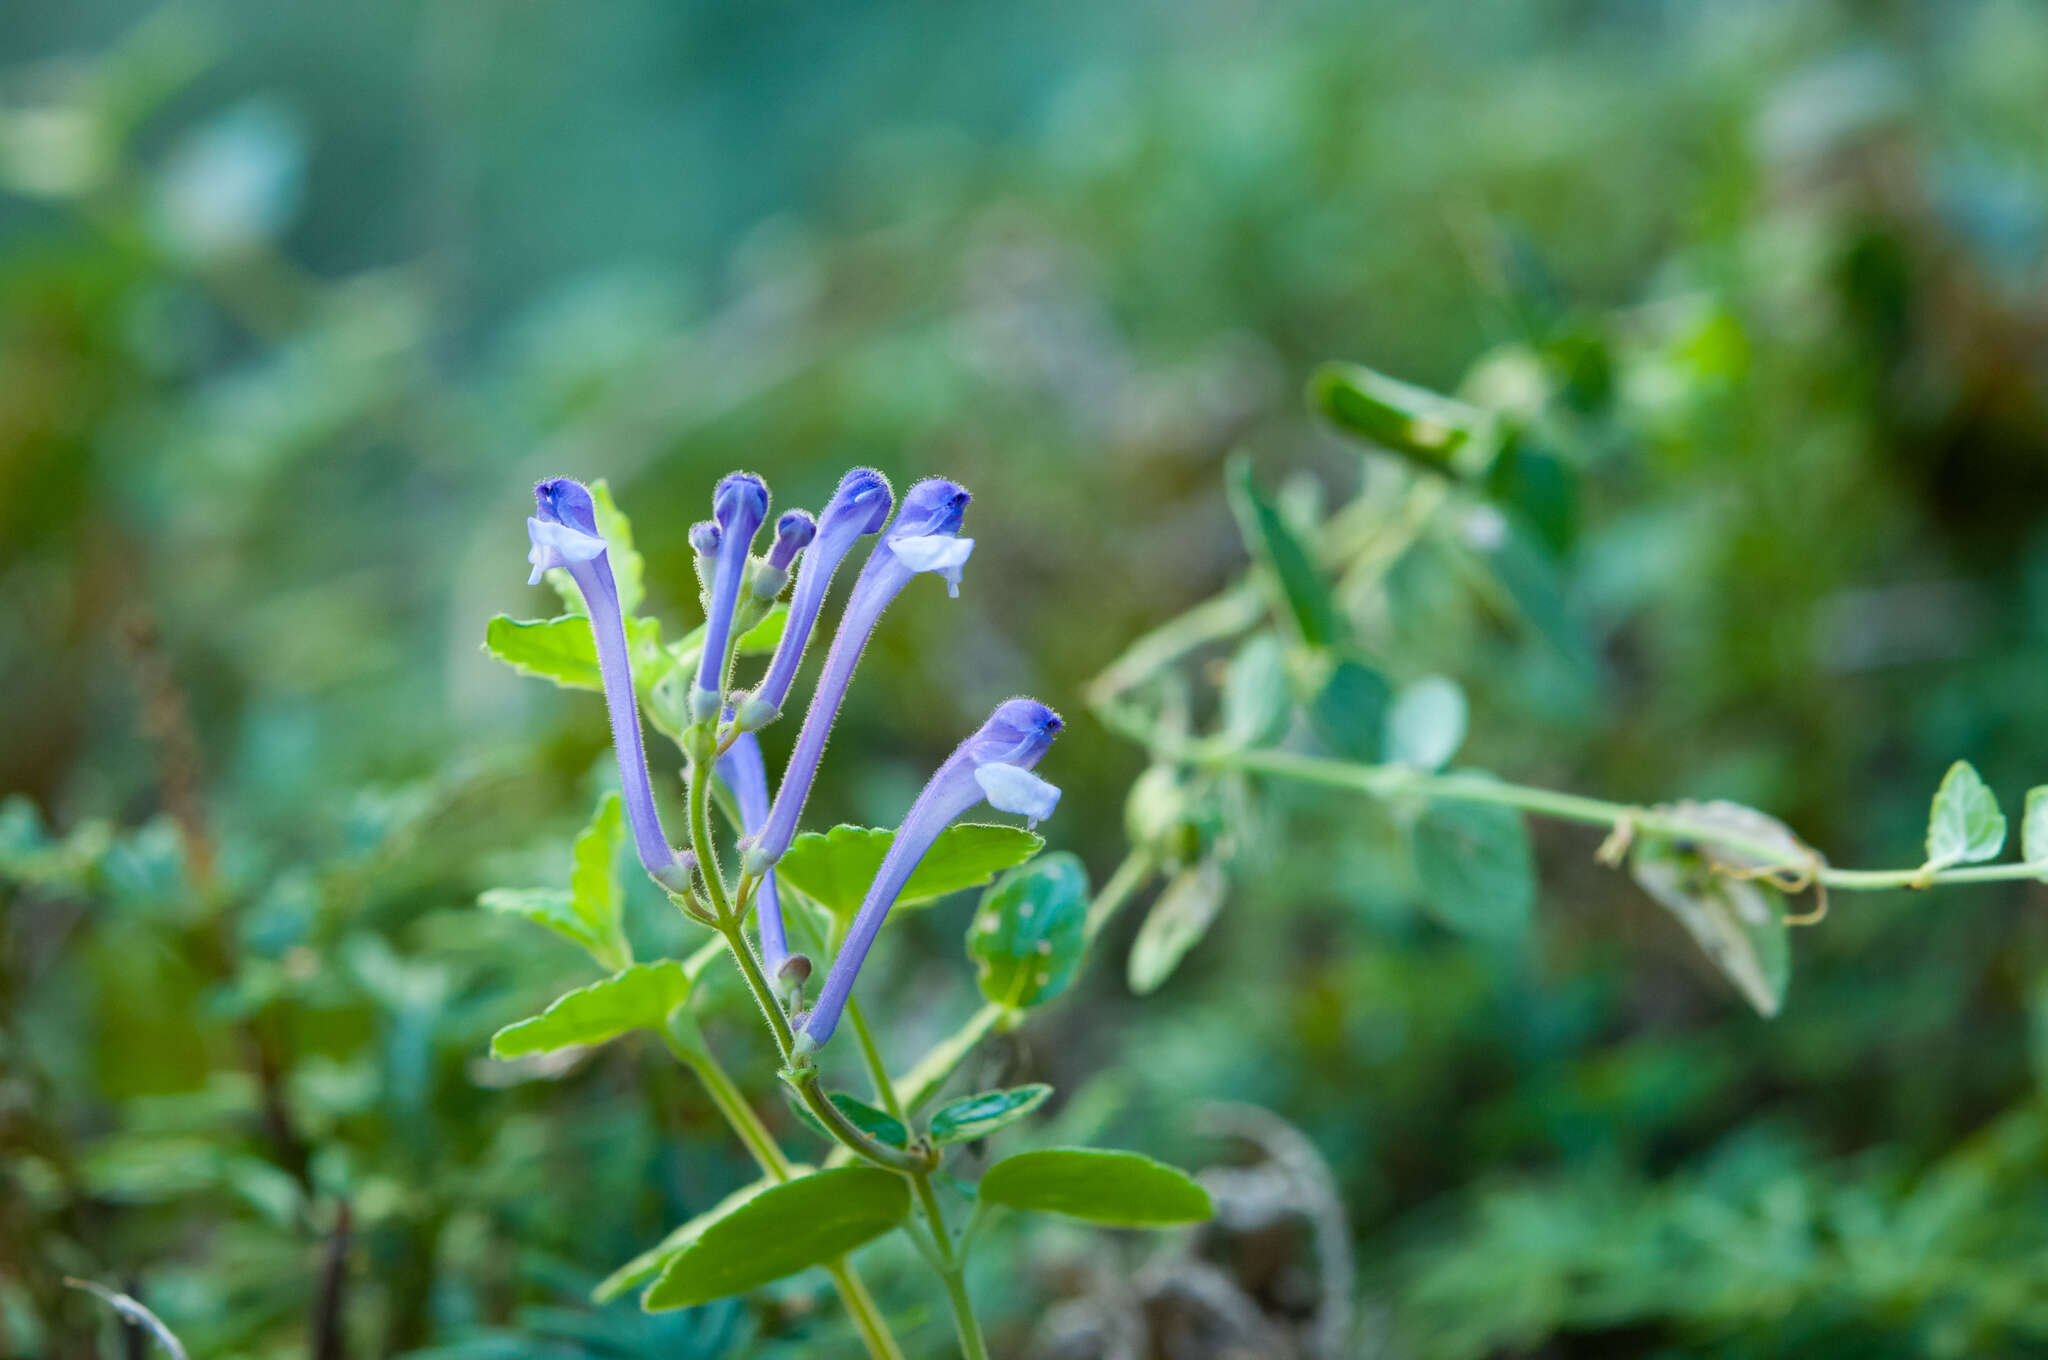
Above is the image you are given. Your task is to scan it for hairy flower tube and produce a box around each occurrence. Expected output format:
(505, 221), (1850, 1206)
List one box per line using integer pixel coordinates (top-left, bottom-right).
(527, 478), (694, 893)
(743, 478), (975, 874)
(714, 725), (792, 972)
(795, 698), (1063, 1052)
(734, 468), (893, 733)
(690, 473), (769, 723)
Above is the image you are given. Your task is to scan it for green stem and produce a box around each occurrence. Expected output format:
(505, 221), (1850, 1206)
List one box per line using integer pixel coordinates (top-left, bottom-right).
(1201, 746), (2047, 894)
(660, 1035), (905, 1360)
(823, 1260), (907, 1360)
(846, 997), (908, 1122)
(785, 1066), (935, 1174)
(894, 1004), (1006, 1116)
(715, 915), (796, 1058)
(910, 1170), (988, 1360)
(665, 1032), (788, 1179)
(1084, 848), (1158, 942)
(687, 754), (734, 922)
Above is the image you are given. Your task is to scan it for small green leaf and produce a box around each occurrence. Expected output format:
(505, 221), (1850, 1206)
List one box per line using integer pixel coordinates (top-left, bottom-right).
(481, 793), (633, 969)
(1308, 360), (1494, 477)
(2024, 787), (2048, 870)
(568, 793), (630, 969)
(978, 1148), (1213, 1227)
(738, 604), (787, 655)
(544, 478), (645, 616)
(478, 887), (604, 957)
(1926, 760), (2006, 871)
(484, 615), (602, 689)
(490, 960), (692, 1058)
(643, 1167), (910, 1310)
(1631, 836), (1790, 1017)
(929, 1084), (1053, 1146)
(777, 823), (1044, 919)
(592, 1172), (804, 1303)
(1386, 675), (1466, 771)
(1127, 857), (1229, 995)
(1227, 456), (1338, 647)
(968, 852), (1090, 1009)
(1307, 658), (1391, 763)
(484, 613), (668, 698)
(1412, 793), (1534, 939)
(1217, 633), (1291, 748)
(784, 1091), (909, 1149)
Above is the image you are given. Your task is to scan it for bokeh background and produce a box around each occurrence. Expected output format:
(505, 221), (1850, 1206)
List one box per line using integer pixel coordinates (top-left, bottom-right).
(9, 0), (2048, 1356)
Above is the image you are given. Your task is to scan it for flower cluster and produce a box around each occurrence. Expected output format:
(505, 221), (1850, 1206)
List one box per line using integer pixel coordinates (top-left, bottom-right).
(525, 469), (1061, 1050)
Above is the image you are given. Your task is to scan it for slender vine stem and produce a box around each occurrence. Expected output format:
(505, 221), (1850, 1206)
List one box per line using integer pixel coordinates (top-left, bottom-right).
(1191, 745), (2048, 894)
(686, 750), (735, 922)
(713, 913), (797, 1058)
(910, 1170), (988, 1360)
(1085, 847), (1157, 941)
(846, 997), (909, 1122)
(659, 1032), (905, 1360)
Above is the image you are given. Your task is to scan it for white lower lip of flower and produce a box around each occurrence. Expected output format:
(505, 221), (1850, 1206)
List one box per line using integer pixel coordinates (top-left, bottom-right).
(974, 762), (1061, 827)
(525, 518), (607, 583)
(888, 533), (976, 598)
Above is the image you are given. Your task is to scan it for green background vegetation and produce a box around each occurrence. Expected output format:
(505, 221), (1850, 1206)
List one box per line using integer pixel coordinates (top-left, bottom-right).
(7, 1), (2048, 1355)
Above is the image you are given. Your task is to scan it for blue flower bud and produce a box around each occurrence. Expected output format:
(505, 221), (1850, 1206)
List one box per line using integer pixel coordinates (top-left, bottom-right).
(795, 698), (1062, 1051)
(526, 478), (692, 894)
(735, 468), (893, 732)
(692, 473), (770, 723)
(767, 509), (816, 572)
(744, 477), (974, 871)
(688, 519), (721, 596)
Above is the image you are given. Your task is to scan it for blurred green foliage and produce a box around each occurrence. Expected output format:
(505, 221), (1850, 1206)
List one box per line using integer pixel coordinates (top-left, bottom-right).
(8, 0), (2048, 1356)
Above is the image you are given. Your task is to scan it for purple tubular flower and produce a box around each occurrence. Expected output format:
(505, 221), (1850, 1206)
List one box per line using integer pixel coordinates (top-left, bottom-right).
(767, 510), (816, 573)
(743, 477), (974, 872)
(527, 479), (693, 894)
(715, 727), (790, 970)
(691, 473), (770, 719)
(735, 468), (893, 731)
(795, 698), (1063, 1052)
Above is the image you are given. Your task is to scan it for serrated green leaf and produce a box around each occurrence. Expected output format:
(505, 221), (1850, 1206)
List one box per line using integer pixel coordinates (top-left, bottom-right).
(1630, 835), (1790, 1017)
(2024, 787), (2048, 871)
(545, 478), (644, 616)
(1127, 857), (1229, 994)
(568, 792), (630, 969)
(967, 852), (1089, 1009)
(930, 1084), (1053, 1146)
(1926, 760), (2006, 871)
(777, 823), (1044, 919)
(478, 888), (607, 957)
(483, 613), (668, 699)
(1386, 675), (1466, 771)
(643, 1167), (910, 1310)
(592, 1171), (805, 1303)
(1309, 360), (1494, 476)
(978, 1148), (1213, 1227)
(1227, 457), (1338, 647)
(490, 960), (691, 1058)
(1412, 793), (1534, 939)
(484, 614), (602, 689)
(1217, 632), (1291, 748)
(1307, 658), (1390, 763)
(784, 1090), (909, 1149)
(481, 794), (633, 969)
